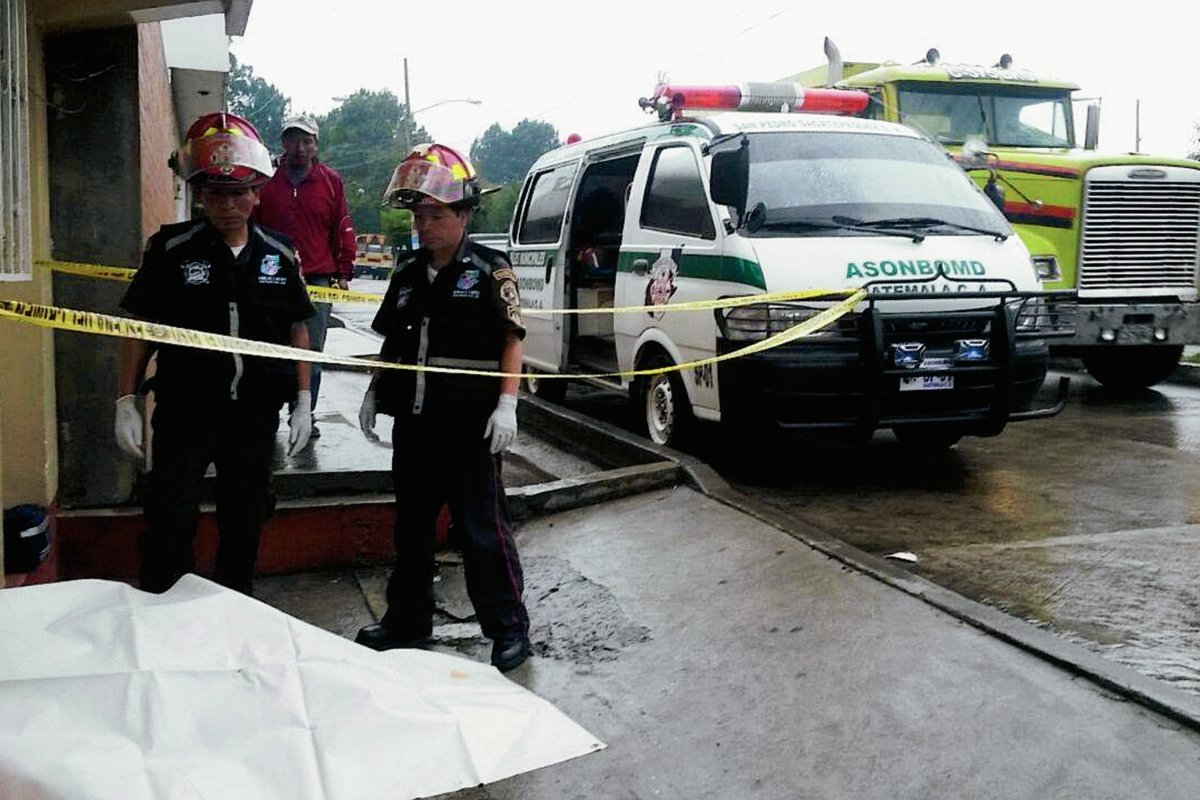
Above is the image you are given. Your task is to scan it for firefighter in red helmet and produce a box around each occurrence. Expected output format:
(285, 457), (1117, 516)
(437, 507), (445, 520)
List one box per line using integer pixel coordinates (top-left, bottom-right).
(115, 112), (316, 595)
(356, 143), (532, 672)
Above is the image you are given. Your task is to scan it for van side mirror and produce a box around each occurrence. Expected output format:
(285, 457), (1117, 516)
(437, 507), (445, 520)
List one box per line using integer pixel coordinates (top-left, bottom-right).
(1084, 104), (1100, 150)
(709, 144), (749, 223)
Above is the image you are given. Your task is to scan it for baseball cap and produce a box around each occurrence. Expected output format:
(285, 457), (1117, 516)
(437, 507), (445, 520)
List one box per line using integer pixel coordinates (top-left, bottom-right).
(282, 115), (319, 138)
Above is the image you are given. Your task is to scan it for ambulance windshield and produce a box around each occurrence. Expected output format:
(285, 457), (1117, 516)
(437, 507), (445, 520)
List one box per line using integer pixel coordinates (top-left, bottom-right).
(739, 131), (1009, 238)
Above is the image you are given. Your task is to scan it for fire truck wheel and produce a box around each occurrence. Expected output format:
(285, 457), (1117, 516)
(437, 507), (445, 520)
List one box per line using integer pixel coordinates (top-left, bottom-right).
(522, 367), (567, 403)
(892, 423), (964, 450)
(1081, 345), (1183, 391)
(635, 353), (692, 448)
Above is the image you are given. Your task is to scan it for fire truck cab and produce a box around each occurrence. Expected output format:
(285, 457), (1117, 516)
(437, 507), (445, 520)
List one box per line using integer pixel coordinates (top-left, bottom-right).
(792, 40), (1200, 390)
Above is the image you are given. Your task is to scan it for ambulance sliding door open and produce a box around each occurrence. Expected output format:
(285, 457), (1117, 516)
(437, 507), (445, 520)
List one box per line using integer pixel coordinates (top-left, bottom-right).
(566, 155), (638, 374)
(511, 160), (577, 374)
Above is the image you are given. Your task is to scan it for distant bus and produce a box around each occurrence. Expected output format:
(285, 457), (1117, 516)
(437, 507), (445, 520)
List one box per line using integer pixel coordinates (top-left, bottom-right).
(354, 233), (395, 279)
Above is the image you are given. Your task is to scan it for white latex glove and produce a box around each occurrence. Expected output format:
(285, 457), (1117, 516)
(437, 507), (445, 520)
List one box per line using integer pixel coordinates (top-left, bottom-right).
(359, 386), (378, 441)
(114, 394), (144, 460)
(288, 390), (313, 456)
(484, 393), (518, 455)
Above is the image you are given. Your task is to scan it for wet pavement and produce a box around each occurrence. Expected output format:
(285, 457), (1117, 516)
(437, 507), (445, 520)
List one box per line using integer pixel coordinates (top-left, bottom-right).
(255, 477), (1200, 799)
(243, 283), (1200, 796)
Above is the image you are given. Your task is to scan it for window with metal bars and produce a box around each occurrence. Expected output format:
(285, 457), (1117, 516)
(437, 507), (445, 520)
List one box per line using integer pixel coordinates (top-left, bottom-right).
(0, 0), (31, 281)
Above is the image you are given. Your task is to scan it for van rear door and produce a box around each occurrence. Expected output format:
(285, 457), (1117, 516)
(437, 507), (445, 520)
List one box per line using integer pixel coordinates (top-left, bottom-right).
(510, 159), (579, 374)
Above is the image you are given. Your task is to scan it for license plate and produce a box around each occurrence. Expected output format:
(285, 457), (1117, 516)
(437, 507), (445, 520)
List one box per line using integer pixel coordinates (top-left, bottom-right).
(1115, 324), (1156, 345)
(900, 375), (954, 391)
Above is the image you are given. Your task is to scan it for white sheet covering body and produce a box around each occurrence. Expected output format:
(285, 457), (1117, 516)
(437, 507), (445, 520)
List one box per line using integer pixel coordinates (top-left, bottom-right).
(0, 576), (603, 799)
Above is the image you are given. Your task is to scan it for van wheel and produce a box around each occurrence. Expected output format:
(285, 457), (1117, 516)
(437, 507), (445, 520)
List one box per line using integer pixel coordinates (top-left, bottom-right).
(522, 367), (567, 403)
(636, 354), (692, 448)
(892, 424), (963, 450)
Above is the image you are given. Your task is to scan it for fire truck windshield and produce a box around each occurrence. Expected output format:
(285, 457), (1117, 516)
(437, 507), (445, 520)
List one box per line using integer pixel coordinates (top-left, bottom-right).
(894, 83), (1074, 148)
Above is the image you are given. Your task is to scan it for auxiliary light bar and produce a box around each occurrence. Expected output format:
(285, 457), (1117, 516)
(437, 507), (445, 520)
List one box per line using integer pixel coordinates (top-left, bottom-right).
(640, 82), (869, 120)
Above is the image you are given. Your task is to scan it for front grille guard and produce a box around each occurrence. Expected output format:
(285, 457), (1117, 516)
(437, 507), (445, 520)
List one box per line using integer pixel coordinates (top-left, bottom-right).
(713, 275), (1077, 430)
(859, 278), (1075, 428)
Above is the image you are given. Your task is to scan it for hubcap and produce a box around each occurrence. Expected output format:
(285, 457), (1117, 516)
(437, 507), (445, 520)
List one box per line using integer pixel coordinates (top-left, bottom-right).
(646, 375), (674, 445)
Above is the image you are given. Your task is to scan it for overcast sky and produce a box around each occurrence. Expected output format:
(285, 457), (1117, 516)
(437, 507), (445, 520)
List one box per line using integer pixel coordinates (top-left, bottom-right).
(229, 0), (1198, 161)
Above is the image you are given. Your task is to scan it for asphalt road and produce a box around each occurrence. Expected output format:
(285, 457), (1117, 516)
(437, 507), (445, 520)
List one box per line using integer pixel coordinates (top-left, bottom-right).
(553, 364), (1200, 698)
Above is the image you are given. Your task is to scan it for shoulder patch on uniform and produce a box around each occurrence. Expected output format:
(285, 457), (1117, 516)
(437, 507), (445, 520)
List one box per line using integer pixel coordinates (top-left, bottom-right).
(254, 227), (296, 262)
(496, 268), (523, 329)
(163, 221), (206, 253)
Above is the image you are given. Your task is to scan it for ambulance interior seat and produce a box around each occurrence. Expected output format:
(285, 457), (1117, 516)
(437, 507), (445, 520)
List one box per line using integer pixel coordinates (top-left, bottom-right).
(570, 185), (624, 283)
(569, 184), (625, 346)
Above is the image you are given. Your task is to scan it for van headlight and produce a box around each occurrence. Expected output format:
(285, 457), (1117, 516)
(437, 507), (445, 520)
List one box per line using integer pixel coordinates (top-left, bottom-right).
(716, 303), (853, 342)
(1032, 255), (1060, 282)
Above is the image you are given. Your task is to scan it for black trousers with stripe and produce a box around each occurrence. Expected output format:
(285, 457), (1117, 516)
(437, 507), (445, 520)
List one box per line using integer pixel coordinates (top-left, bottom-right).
(385, 418), (529, 642)
(139, 401), (280, 595)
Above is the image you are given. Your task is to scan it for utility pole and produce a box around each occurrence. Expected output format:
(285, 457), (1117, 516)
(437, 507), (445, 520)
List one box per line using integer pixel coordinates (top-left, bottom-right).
(403, 57), (412, 154)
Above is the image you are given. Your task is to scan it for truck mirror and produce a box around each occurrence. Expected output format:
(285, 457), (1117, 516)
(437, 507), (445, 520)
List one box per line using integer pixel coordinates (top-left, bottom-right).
(710, 144), (749, 222)
(961, 136), (990, 167)
(1084, 104), (1101, 150)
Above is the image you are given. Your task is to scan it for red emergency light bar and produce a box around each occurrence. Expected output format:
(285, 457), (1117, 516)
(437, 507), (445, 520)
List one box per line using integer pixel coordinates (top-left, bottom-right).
(639, 82), (869, 121)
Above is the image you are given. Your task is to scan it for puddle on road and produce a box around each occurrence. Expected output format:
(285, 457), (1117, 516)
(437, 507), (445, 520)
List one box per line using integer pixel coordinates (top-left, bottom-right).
(917, 525), (1200, 694)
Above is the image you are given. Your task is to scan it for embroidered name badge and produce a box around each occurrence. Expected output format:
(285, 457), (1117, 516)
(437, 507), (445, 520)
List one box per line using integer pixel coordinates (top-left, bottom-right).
(182, 260), (211, 286)
(453, 269), (482, 299)
(259, 254), (286, 285)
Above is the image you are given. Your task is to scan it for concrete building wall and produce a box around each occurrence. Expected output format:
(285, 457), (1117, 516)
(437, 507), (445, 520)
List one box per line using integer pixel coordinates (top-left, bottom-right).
(138, 22), (179, 238)
(45, 26), (146, 508)
(0, 8), (57, 580)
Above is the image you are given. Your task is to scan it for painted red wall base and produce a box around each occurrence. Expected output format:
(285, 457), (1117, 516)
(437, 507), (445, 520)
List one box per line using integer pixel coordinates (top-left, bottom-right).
(50, 497), (415, 585)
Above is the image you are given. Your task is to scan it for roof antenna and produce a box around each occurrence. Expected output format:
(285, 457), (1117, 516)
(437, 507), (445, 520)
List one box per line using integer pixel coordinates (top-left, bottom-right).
(995, 53), (1013, 69)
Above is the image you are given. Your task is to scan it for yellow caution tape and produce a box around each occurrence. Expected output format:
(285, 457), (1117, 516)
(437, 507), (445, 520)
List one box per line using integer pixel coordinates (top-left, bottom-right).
(0, 289), (864, 380)
(0, 298), (384, 370)
(304, 284), (388, 304)
(38, 259), (856, 315)
(43, 260), (136, 282)
(39, 260), (383, 305)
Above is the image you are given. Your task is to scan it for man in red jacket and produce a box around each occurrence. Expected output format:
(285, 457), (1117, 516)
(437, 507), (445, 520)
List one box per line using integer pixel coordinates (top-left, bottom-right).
(254, 115), (357, 439)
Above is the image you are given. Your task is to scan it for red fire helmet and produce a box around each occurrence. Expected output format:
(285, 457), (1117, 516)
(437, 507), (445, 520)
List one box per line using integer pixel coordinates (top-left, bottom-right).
(174, 112), (274, 187)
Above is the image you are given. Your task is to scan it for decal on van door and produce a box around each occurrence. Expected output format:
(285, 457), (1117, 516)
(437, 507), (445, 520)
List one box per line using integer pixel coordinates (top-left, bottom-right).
(645, 247), (681, 319)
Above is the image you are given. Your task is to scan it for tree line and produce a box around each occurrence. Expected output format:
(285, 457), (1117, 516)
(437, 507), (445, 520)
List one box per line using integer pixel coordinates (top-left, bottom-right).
(228, 55), (561, 249)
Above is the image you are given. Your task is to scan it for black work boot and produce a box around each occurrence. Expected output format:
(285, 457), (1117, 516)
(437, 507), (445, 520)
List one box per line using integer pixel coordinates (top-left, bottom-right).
(491, 633), (531, 672)
(354, 620), (432, 651)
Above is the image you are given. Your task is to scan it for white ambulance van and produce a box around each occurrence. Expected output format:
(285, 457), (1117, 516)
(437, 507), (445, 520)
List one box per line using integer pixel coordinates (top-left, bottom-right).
(509, 83), (1067, 449)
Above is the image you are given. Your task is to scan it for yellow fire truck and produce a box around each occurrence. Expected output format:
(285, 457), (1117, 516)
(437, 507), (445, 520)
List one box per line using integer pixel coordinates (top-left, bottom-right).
(354, 233), (394, 279)
(793, 39), (1200, 389)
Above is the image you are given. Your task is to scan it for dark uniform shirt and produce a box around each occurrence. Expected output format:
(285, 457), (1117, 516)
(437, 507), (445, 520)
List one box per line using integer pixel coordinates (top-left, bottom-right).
(121, 219), (315, 407)
(372, 238), (524, 430)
